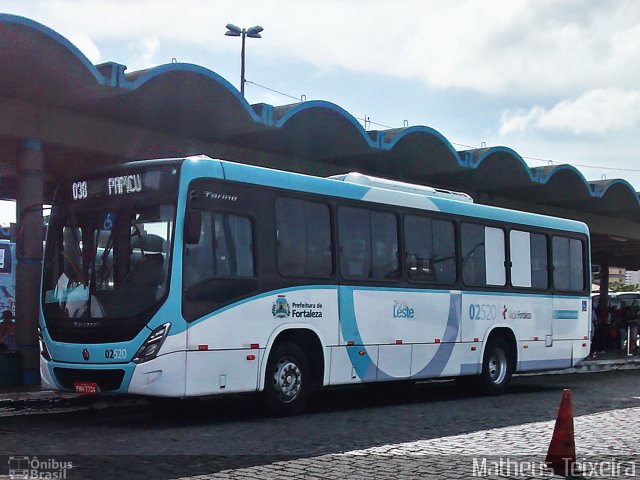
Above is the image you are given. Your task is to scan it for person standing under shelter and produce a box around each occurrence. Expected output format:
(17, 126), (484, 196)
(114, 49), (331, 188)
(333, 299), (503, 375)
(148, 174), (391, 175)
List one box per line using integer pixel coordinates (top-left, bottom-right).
(625, 300), (640, 355)
(0, 309), (16, 352)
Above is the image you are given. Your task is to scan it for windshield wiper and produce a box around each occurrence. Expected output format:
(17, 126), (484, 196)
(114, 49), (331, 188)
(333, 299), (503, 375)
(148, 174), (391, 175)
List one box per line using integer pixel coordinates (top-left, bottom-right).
(98, 201), (138, 287)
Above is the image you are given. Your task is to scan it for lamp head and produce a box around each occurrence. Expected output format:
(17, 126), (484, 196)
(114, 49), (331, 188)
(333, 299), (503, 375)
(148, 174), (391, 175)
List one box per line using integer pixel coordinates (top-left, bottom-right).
(246, 25), (264, 38)
(225, 23), (242, 36)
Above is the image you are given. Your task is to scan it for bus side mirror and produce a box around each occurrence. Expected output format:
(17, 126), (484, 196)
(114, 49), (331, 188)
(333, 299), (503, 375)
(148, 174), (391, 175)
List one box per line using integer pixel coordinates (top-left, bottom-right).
(185, 210), (202, 245)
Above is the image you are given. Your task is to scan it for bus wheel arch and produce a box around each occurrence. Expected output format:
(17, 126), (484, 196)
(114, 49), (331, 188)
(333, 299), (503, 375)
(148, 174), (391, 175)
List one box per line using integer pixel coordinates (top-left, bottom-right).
(479, 327), (517, 395)
(261, 328), (324, 416)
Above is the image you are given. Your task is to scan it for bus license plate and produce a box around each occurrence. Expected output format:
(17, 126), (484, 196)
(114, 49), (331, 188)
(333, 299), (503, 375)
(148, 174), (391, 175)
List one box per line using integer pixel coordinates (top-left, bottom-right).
(74, 382), (97, 394)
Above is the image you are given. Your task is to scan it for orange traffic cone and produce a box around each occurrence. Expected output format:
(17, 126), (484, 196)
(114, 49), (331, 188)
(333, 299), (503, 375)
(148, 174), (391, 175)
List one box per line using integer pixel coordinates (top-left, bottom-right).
(546, 389), (578, 476)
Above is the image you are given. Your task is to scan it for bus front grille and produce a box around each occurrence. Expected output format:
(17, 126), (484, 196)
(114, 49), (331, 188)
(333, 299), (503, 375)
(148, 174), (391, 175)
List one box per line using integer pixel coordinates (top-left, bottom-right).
(53, 368), (125, 392)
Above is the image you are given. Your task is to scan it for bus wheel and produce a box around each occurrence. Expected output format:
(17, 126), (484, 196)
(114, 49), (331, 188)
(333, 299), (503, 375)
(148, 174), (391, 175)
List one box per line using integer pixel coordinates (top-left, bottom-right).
(263, 341), (310, 416)
(480, 336), (513, 395)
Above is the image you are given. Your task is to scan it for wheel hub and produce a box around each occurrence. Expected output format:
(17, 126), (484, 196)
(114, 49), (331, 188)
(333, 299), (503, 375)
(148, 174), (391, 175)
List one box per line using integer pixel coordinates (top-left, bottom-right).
(273, 358), (302, 403)
(488, 350), (507, 384)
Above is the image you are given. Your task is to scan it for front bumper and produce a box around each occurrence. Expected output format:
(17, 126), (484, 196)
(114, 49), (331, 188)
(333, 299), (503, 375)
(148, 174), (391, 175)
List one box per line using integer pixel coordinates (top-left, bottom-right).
(41, 351), (186, 397)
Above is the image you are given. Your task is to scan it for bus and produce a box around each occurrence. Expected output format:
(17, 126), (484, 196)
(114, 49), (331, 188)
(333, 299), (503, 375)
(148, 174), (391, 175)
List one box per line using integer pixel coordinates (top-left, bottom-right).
(39, 155), (591, 415)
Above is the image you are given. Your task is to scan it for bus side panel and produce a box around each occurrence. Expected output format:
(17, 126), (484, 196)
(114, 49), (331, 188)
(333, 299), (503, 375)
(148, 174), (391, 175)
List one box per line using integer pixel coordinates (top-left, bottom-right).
(572, 339), (590, 366)
(460, 292), (590, 373)
(411, 343), (480, 378)
(338, 287), (462, 382)
(552, 296), (590, 340)
(549, 295), (590, 369)
(517, 340), (571, 372)
(329, 345), (378, 384)
(349, 288), (417, 380)
(378, 344), (412, 379)
(347, 289), (455, 346)
(184, 349), (262, 396)
(461, 294), (552, 345)
(184, 288), (338, 395)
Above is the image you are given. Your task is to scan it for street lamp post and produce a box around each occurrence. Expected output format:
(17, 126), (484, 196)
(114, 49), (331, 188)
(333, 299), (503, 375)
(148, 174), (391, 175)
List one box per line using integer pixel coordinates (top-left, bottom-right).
(225, 24), (263, 96)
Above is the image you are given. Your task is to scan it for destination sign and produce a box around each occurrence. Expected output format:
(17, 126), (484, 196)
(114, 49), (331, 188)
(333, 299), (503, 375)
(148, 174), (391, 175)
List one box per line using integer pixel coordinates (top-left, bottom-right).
(68, 167), (178, 202)
(108, 174), (142, 196)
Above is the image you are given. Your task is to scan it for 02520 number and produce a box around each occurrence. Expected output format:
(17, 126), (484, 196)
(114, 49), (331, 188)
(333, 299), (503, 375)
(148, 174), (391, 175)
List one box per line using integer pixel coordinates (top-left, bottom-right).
(104, 349), (127, 359)
(469, 304), (498, 321)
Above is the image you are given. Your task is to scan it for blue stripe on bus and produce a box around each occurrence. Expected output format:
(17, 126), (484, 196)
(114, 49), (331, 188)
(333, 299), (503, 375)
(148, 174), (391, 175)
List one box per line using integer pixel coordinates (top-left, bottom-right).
(338, 288), (462, 380)
(338, 288), (378, 381)
(554, 310), (579, 319)
(169, 284), (338, 334)
(412, 293), (461, 378)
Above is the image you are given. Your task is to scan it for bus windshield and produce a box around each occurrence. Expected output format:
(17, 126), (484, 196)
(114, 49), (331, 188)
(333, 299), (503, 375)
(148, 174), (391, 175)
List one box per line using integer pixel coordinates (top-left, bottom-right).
(43, 203), (175, 321)
(42, 164), (180, 342)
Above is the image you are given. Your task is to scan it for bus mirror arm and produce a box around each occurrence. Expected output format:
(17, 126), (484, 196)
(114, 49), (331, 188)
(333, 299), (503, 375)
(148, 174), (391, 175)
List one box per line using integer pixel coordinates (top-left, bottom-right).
(185, 209), (202, 245)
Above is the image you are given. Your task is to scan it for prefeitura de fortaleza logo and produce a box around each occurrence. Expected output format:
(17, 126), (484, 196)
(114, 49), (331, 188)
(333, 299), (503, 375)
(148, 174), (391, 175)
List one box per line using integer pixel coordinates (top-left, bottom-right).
(272, 295), (290, 319)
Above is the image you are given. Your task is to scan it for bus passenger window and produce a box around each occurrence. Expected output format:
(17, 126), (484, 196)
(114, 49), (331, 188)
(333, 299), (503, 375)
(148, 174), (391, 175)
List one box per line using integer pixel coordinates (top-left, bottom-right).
(184, 210), (212, 288)
(484, 227), (506, 286)
(404, 215), (455, 284)
(276, 198), (332, 278)
(569, 239), (584, 291)
(371, 211), (399, 280)
(338, 207), (399, 281)
(462, 224), (505, 287)
(339, 207), (371, 279)
(531, 233), (548, 289)
(509, 230), (549, 290)
(461, 223), (486, 286)
(183, 210), (254, 291)
(213, 213), (254, 277)
(552, 236), (584, 292)
(510, 230), (532, 288)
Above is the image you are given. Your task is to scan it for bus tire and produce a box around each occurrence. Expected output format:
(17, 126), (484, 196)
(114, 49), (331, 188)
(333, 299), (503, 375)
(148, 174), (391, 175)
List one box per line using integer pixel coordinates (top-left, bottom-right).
(263, 341), (311, 417)
(479, 336), (514, 395)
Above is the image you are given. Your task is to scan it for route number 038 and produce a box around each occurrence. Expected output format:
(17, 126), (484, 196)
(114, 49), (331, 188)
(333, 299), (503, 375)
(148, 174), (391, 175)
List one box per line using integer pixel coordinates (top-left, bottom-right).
(72, 181), (88, 200)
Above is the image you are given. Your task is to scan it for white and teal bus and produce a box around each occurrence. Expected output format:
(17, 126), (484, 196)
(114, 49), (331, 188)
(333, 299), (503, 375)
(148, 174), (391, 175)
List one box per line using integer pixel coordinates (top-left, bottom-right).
(40, 156), (591, 415)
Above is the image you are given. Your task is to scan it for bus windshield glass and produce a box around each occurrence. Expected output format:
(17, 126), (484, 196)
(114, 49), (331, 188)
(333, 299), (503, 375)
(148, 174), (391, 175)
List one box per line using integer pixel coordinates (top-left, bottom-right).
(42, 166), (178, 327)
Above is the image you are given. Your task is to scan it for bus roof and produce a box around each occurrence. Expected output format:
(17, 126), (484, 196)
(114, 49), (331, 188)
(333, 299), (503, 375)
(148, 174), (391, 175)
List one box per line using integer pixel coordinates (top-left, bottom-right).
(105, 156), (590, 236)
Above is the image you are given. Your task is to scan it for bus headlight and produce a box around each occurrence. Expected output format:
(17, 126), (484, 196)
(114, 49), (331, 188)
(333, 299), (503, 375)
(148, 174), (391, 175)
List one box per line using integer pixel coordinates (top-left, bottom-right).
(133, 323), (171, 364)
(38, 327), (51, 361)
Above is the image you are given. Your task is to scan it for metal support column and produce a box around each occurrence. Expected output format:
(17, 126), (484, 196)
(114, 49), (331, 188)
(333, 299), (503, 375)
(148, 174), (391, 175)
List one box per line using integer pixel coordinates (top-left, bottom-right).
(15, 138), (43, 384)
(598, 260), (609, 310)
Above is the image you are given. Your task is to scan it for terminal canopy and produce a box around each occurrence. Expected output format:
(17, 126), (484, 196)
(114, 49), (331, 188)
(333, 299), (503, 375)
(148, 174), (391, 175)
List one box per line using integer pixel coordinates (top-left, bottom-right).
(0, 14), (639, 268)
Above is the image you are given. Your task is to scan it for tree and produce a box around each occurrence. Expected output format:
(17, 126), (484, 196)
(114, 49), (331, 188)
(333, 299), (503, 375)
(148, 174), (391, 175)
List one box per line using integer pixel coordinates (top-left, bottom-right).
(610, 283), (640, 293)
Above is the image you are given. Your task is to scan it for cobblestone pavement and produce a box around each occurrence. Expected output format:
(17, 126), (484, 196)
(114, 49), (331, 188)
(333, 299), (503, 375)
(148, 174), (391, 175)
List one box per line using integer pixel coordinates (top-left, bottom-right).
(187, 406), (640, 480)
(0, 370), (639, 479)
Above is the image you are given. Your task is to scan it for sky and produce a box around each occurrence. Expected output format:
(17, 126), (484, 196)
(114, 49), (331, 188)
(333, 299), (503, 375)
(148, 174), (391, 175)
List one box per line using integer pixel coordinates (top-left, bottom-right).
(2, 0), (640, 225)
